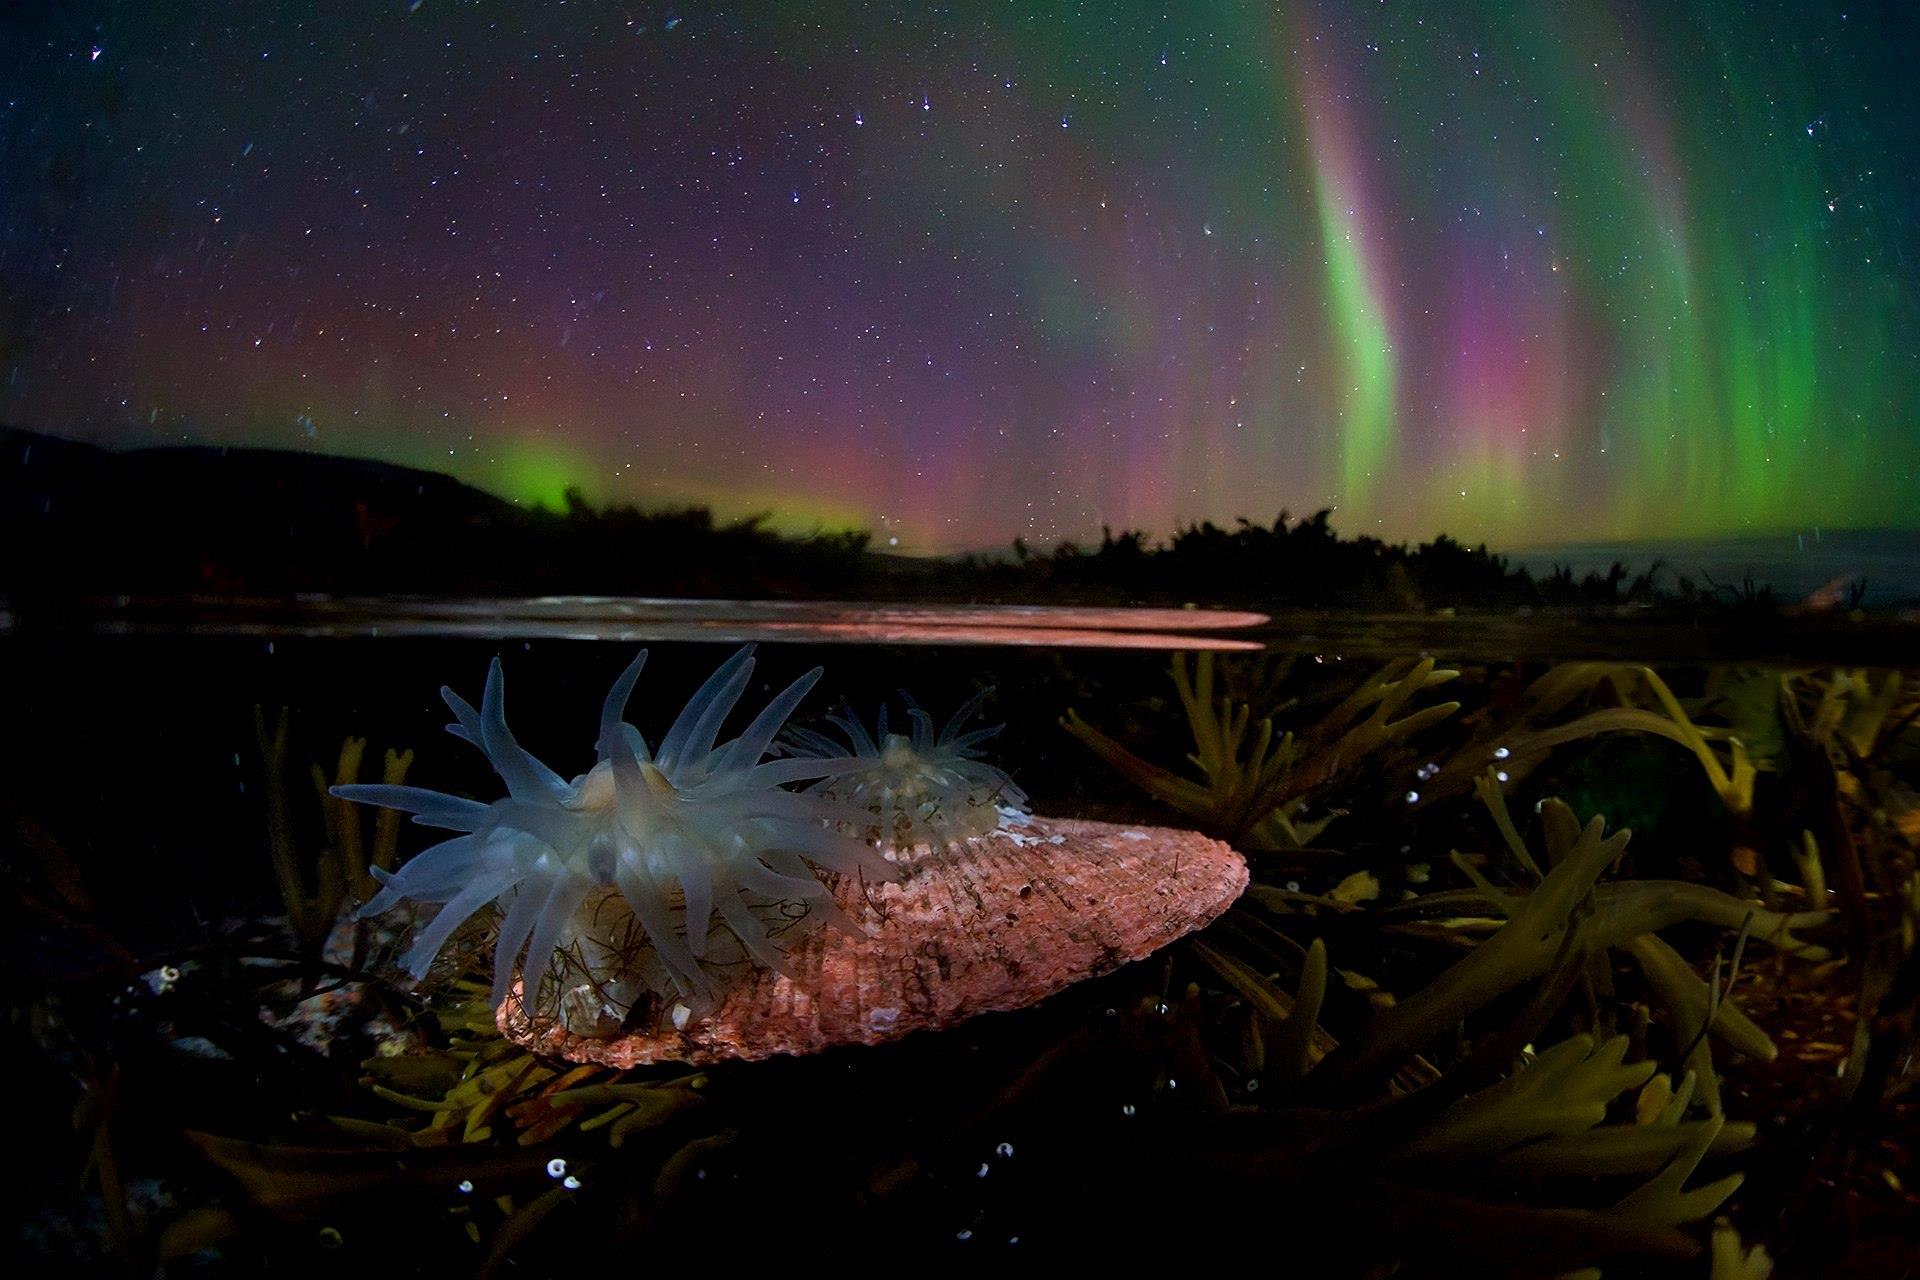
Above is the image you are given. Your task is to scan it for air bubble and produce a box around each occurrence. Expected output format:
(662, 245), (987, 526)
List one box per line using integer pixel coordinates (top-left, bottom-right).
(1405, 790), (1420, 804)
(956, 1228), (973, 1241)
(976, 1162), (990, 1178)
(1493, 746), (1511, 760)
(546, 1157), (568, 1179)
(1122, 1103), (1136, 1116)
(1285, 880), (1301, 892)
(995, 1141), (1014, 1158)
(456, 1180), (474, 1194)
(1416, 762), (1439, 780)
(563, 1175), (581, 1190)
(318, 1226), (343, 1249)
(1496, 770), (1510, 783)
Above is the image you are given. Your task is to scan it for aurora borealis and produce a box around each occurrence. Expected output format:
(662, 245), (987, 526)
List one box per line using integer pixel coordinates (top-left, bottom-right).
(2, 1), (1914, 552)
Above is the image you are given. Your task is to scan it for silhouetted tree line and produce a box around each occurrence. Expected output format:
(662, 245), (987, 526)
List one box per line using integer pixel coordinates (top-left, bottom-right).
(1, 427), (1728, 610)
(0, 430), (872, 599)
(901, 511), (1681, 610)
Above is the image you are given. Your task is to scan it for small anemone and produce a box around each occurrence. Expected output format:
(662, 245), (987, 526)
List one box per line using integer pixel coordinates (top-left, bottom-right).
(782, 688), (1028, 851)
(333, 646), (896, 1017)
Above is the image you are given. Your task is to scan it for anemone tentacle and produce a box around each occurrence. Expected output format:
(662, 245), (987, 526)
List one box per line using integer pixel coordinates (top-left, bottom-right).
(782, 689), (1029, 850)
(335, 646), (895, 1018)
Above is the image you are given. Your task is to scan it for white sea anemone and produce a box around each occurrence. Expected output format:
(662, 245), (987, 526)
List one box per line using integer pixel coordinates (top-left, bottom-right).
(334, 646), (895, 1016)
(783, 688), (1028, 850)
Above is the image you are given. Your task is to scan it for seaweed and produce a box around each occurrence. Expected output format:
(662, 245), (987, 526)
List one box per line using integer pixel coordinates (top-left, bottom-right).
(1062, 652), (1460, 850)
(1710, 1217), (1775, 1280)
(1055, 653), (1864, 1269)
(18, 649), (1911, 1273)
(1416, 663), (1758, 819)
(348, 980), (708, 1149)
(251, 706), (414, 955)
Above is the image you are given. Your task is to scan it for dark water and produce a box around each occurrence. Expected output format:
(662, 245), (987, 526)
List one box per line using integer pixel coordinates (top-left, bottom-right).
(1514, 528), (1920, 608)
(4, 602), (1916, 1271)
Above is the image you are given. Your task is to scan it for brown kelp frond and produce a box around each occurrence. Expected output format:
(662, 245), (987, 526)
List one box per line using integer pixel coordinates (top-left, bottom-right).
(1064, 652), (1459, 849)
(1632, 668), (1760, 816)
(1391, 1034), (1657, 1167)
(350, 979), (708, 1148)
(1317, 804), (1630, 1086)
(1799, 667), (1910, 760)
(1307, 790), (1828, 1104)
(1710, 1216), (1776, 1280)
(1422, 663), (1758, 816)
(1191, 935), (1331, 1088)
(1490, 1116), (1756, 1179)
(1302, 654), (1462, 759)
(1084, 654), (1853, 1263)
(1394, 1040), (1757, 1184)
(1450, 784), (1825, 1114)
(1464, 773), (1830, 957)
(1610, 1112), (1746, 1229)
(1626, 933), (1774, 1117)
(252, 706), (413, 955)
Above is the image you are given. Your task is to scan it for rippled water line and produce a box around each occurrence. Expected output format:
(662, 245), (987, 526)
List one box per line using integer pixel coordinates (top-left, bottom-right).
(0, 596), (1271, 650)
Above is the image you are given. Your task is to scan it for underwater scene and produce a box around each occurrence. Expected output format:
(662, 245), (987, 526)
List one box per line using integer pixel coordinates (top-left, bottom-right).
(5, 620), (1918, 1273)
(5, 0), (1920, 1272)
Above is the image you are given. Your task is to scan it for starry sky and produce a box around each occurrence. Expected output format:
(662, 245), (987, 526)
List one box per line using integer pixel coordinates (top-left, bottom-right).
(2, 1), (1915, 552)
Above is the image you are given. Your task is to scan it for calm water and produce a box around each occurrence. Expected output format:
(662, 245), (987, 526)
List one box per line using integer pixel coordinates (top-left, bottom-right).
(1513, 529), (1920, 609)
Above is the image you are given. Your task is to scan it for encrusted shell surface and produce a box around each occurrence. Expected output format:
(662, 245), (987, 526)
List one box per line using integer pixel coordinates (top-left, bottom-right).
(499, 816), (1247, 1065)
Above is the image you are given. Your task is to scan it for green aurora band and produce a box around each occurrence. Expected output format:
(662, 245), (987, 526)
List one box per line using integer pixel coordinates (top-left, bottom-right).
(1, 0), (1913, 549)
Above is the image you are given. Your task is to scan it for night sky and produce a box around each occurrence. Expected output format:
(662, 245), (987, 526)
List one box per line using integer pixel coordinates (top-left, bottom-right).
(3, 1), (1915, 552)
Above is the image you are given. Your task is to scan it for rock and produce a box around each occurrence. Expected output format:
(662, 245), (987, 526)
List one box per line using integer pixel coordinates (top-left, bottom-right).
(499, 816), (1247, 1065)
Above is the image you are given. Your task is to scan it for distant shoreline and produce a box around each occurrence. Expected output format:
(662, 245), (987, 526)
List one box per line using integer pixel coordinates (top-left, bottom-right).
(1509, 529), (1920, 608)
(7, 424), (1918, 611)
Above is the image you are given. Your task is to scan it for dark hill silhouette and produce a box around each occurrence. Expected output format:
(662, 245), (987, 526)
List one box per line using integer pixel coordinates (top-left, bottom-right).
(0, 425), (1872, 615)
(1, 427), (873, 598)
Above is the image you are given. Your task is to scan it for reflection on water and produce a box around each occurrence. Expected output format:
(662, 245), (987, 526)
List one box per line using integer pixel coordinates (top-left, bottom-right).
(10, 593), (1920, 666)
(0, 595), (1270, 649)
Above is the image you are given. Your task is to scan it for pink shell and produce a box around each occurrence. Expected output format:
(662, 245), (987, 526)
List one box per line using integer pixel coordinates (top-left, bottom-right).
(500, 816), (1247, 1066)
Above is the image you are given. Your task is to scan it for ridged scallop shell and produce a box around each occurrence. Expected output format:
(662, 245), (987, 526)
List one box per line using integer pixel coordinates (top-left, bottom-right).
(499, 816), (1247, 1065)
